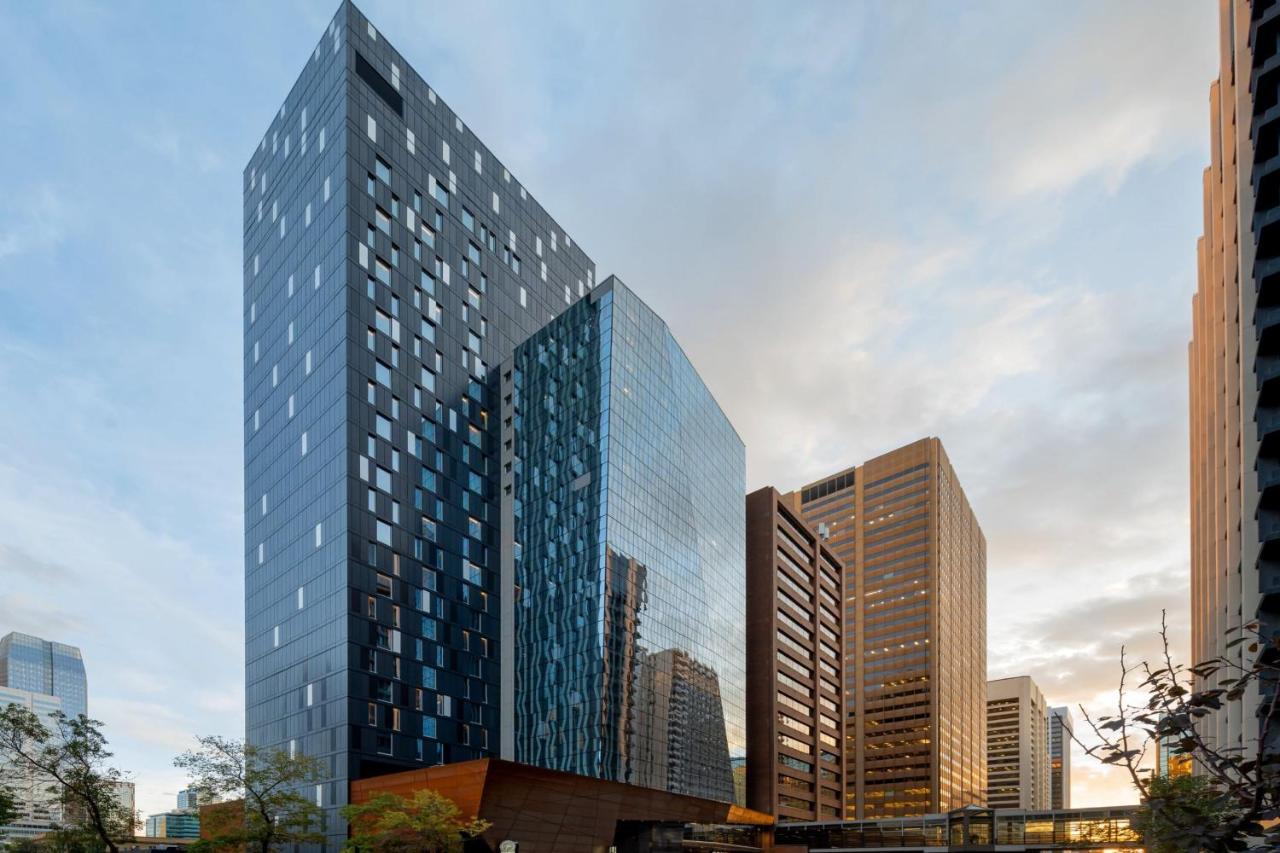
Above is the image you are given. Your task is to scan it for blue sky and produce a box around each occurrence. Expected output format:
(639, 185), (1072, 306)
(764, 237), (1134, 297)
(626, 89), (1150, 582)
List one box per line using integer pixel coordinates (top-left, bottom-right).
(0, 0), (1216, 818)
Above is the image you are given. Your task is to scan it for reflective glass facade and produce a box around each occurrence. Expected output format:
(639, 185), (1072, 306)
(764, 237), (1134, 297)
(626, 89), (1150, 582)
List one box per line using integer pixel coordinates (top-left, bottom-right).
(243, 2), (595, 845)
(501, 278), (746, 803)
(0, 633), (87, 720)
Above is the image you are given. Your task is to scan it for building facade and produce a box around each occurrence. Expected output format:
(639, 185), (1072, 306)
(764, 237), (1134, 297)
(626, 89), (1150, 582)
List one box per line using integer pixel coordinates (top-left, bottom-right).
(0, 686), (66, 842)
(784, 437), (987, 819)
(744, 487), (846, 822)
(145, 812), (201, 839)
(1048, 706), (1072, 810)
(499, 277), (746, 802)
(244, 2), (597, 842)
(1190, 0), (1280, 761)
(0, 632), (87, 720)
(985, 676), (1049, 810)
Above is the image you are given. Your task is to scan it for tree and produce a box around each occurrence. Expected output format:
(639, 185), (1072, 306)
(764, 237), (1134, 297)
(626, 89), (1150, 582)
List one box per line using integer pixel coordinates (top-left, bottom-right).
(0, 705), (135, 853)
(0, 782), (17, 829)
(342, 790), (490, 853)
(1131, 774), (1244, 853)
(175, 735), (325, 853)
(1076, 611), (1280, 852)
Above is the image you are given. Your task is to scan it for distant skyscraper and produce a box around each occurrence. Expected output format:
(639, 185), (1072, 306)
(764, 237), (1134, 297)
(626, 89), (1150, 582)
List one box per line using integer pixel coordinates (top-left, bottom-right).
(0, 632), (87, 720)
(784, 438), (987, 818)
(745, 487), (846, 822)
(244, 1), (596, 842)
(1048, 706), (1072, 810)
(145, 812), (200, 839)
(499, 277), (746, 802)
(986, 676), (1049, 810)
(1190, 0), (1278, 759)
(0, 686), (65, 843)
(175, 788), (206, 811)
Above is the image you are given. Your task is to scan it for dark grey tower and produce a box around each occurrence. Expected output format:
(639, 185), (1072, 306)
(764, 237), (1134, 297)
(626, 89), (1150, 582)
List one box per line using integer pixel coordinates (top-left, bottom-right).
(242, 2), (594, 843)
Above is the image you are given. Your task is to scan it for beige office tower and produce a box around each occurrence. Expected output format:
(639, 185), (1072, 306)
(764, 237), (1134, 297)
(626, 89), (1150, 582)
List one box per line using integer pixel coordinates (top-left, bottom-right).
(784, 437), (987, 819)
(986, 676), (1050, 810)
(1190, 0), (1269, 764)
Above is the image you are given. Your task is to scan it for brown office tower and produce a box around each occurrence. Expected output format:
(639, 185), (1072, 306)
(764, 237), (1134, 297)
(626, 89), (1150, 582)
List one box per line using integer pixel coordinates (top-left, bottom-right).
(745, 487), (846, 822)
(783, 437), (987, 819)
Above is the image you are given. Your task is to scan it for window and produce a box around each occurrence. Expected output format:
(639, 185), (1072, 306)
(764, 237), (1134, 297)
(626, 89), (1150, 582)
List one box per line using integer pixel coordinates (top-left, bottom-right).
(467, 242), (481, 265)
(376, 361), (391, 387)
(376, 208), (391, 234)
(376, 573), (393, 597)
(461, 208), (475, 232)
(376, 413), (392, 440)
(375, 158), (391, 184)
(376, 520), (392, 545)
(314, 523), (323, 547)
(366, 114), (377, 141)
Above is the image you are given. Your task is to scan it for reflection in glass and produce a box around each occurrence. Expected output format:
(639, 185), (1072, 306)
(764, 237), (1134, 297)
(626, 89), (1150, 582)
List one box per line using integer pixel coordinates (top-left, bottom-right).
(508, 277), (746, 802)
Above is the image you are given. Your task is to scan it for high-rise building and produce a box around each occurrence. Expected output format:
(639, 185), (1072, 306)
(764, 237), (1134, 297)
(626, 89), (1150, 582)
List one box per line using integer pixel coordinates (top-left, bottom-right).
(1048, 706), (1072, 810)
(744, 487), (846, 822)
(0, 632), (87, 720)
(498, 277), (746, 801)
(783, 437), (987, 819)
(244, 2), (596, 842)
(175, 788), (208, 811)
(1190, 0), (1280, 760)
(111, 781), (137, 835)
(985, 676), (1049, 810)
(0, 686), (65, 843)
(145, 811), (201, 839)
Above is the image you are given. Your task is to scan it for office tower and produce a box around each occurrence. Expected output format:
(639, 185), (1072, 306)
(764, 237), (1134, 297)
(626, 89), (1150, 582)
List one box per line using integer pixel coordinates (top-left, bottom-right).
(985, 676), (1049, 810)
(244, 2), (595, 842)
(1048, 706), (1072, 809)
(784, 437), (987, 819)
(145, 811), (200, 839)
(111, 781), (137, 835)
(0, 632), (87, 719)
(1191, 0), (1280, 759)
(499, 277), (746, 802)
(744, 487), (846, 822)
(175, 788), (207, 811)
(0, 686), (65, 843)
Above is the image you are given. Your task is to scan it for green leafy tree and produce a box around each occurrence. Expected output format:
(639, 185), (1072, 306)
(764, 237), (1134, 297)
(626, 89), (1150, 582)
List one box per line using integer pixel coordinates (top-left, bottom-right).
(175, 735), (325, 853)
(0, 782), (17, 829)
(1078, 612), (1280, 852)
(0, 705), (134, 853)
(1132, 774), (1244, 853)
(342, 790), (490, 853)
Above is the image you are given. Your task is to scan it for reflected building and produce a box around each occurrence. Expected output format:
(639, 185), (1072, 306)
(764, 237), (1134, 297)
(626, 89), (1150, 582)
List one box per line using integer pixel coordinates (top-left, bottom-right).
(500, 276), (746, 802)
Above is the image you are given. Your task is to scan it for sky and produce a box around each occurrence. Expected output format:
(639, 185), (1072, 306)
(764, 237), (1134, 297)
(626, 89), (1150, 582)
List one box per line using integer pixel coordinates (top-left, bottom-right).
(0, 0), (1218, 821)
